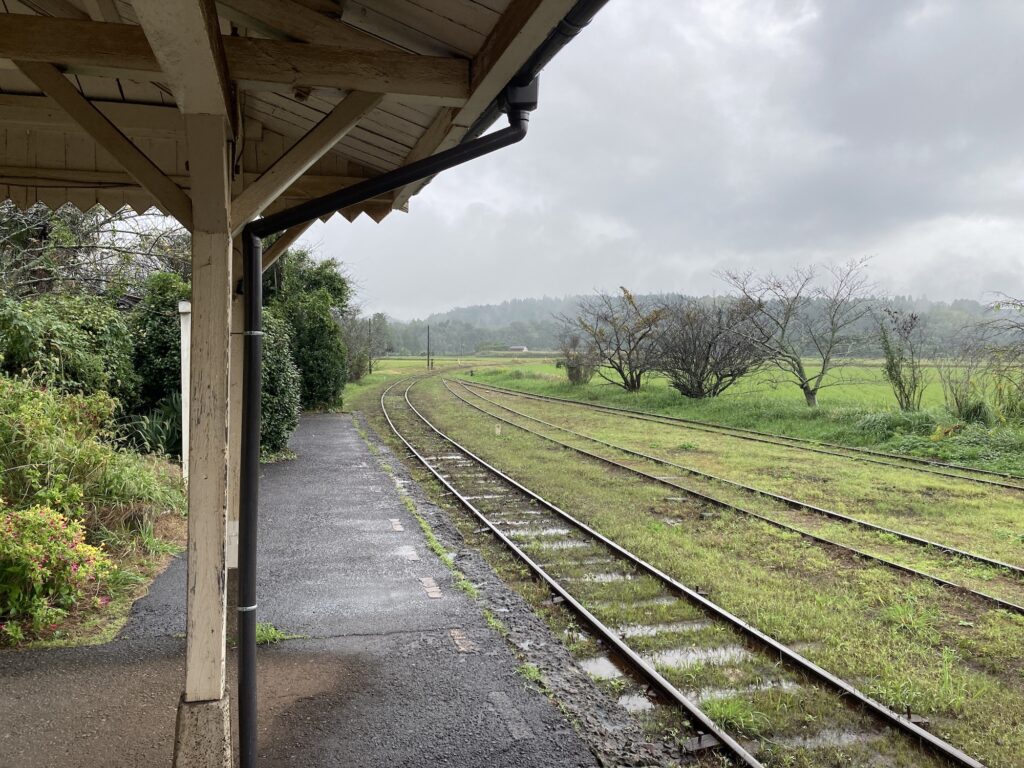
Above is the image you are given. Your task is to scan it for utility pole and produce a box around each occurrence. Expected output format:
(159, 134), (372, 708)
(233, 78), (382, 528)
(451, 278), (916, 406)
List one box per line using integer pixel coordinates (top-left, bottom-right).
(366, 317), (372, 375)
(427, 324), (431, 370)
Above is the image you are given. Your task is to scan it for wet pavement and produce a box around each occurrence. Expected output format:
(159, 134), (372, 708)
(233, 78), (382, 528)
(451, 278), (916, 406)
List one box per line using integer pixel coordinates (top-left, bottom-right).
(0, 413), (599, 768)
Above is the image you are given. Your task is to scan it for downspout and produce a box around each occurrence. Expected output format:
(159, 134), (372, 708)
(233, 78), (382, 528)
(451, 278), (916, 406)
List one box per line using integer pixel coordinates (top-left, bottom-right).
(237, 79), (539, 768)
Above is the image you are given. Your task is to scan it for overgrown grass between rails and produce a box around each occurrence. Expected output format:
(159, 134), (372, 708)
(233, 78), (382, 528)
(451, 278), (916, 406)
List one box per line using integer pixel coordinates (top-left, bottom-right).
(455, 383), (1024, 582)
(409, 376), (1024, 768)
(462, 364), (1024, 475)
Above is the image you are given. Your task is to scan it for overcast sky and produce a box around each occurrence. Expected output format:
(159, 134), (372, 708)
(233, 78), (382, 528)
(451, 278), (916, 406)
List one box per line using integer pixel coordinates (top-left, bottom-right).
(300, 0), (1024, 321)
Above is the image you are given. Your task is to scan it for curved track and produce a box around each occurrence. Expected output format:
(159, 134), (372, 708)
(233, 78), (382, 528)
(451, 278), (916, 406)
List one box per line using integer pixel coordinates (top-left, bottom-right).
(461, 380), (1024, 491)
(382, 377), (987, 768)
(446, 378), (1024, 614)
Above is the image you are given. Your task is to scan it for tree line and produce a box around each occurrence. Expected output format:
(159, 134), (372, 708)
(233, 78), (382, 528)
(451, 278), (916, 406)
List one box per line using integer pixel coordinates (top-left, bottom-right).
(386, 292), (999, 358)
(0, 203), (388, 458)
(556, 259), (1024, 419)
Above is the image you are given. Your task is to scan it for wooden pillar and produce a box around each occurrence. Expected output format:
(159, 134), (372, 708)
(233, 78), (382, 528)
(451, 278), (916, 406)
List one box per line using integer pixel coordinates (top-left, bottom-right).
(179, 300), (192, 485)
(226, 184), (244, 571)
(183, 112), (233, 704)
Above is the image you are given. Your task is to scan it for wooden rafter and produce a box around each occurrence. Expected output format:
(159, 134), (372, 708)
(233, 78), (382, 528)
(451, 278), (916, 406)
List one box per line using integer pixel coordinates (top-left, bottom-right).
(132, 0), (232, 121)
(14, 61), (194, 227)
(230, 91), (382, 234)
(393, 0), (577, 208)
(81, 0), (121, 22)
(0, 15), (470, 104)
(0, 166), (373, 197)
(216, 0), (393, 50)
(0, 94), (265, 140)
(260, 220), (312, 271)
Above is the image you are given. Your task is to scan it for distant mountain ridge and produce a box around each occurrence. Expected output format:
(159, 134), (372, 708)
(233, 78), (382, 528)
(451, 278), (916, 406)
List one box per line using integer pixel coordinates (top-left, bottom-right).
(422, 296), (584, 328)
(385, 294), (993, 356)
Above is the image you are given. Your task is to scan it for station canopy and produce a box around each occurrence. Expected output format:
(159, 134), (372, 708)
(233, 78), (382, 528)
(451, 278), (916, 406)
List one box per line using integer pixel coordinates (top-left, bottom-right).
(0, 0), (581, 230)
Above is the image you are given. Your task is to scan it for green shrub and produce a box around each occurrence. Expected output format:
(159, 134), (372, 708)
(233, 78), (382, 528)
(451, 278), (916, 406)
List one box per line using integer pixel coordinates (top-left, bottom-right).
(279, 291), (347, 408)
(0, 294), (138, 407)
(854, 410), (938, 441)
(0, 376), (184, 529)
(261, 308), (301, 453)
(121, 393), (182, 457)
(0, 502), (112, 643)
(347, 350), (369, 382)
(131, 272), (189, 412)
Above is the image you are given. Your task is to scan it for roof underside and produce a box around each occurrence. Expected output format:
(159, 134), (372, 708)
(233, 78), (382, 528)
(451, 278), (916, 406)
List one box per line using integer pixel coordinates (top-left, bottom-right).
(0, 0), (579, 224)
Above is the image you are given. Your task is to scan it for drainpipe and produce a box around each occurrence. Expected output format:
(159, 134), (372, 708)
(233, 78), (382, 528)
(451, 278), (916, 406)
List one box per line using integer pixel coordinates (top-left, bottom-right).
(236, 79), (539, 768)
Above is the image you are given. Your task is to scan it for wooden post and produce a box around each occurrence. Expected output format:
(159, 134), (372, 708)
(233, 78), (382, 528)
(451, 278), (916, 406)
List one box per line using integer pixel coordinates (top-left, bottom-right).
(183, 112), (233, 704)
(178, 300), (192, 485)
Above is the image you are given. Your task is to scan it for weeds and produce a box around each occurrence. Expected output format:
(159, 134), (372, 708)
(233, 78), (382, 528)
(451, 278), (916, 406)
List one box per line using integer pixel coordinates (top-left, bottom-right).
(255, 622), (304, 645)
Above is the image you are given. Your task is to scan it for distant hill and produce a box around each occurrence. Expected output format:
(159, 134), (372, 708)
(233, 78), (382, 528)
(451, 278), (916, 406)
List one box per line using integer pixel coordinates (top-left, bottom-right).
(423, 296), (584, 328)
(384, 294), (995, 356)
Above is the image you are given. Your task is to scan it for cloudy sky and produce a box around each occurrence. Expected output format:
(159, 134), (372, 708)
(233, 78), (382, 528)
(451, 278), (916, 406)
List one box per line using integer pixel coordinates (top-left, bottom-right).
(300, 0), (1024, 320)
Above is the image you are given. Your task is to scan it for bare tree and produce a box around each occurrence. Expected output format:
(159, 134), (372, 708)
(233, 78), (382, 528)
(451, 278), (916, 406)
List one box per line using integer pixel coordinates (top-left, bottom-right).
(0, 202), (190, 298)
(720, 258), (874, 406)
(560, 287), (665, 392)
(656, 296), (767, 398)
(878, 307), (930, 411)
(366, 312), (390, 374)
(984, 294), (1024, 420)
(555, 326), (600, 385)
(936, 325), (995, 422)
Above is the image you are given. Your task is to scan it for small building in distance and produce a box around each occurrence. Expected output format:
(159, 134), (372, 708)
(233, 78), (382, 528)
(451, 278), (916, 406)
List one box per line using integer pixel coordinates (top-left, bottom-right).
(508, 345), (529, 352)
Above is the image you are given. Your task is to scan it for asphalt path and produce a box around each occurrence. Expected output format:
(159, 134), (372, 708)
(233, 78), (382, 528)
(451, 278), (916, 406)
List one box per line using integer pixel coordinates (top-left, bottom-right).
(0, 413), (598, 768)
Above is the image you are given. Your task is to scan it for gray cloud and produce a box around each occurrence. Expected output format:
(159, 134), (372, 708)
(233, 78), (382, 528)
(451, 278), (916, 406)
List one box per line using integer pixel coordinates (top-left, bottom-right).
(305, 0), (1024, 319)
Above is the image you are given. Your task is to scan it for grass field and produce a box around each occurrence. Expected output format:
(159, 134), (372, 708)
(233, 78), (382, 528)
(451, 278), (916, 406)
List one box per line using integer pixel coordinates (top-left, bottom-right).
(349, 362), (1024, 766)
(454, 362), (1024, 475)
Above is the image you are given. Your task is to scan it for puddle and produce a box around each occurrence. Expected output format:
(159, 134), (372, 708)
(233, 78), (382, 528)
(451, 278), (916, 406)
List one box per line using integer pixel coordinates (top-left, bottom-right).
(617, 620), (712, 638)
(579, 655), (623, 679)
(394, 545), (420, 562)
(499, 519), (546, 526)
(618, 693), (655, 713)
(647, 645), (751, 668)
(576, 572), (632, 583)
(509, 527), (573, 537)
(694, 679), (799, 703)
(777, 728), (881, 749)
(560, 557), (618, 568)
(593, 595), (676, 608)
(534, 539), (589, 550)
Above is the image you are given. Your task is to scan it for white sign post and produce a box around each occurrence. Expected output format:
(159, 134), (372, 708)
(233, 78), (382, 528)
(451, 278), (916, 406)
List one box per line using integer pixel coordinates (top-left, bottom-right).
(178, 300), (192, 484)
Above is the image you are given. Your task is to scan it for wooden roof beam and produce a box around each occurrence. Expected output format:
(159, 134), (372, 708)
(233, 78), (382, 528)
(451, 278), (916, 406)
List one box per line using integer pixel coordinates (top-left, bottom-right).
(14, 61), (194, 227)
(0, 15), (470, 104)
(216, 0), (394, 50)
(230, 91), (382, 235)
(0, 94), (265, 140)
(260, 220), (312, 272)
(81, 0), (121, 22)
(0, 166), (374, 196)
(392, 0), (576, 208)
(133, 0), (233, 122)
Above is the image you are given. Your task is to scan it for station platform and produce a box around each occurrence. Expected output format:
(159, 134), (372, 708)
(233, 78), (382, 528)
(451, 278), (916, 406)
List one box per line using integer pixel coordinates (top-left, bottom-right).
(0, 413), (599, 767)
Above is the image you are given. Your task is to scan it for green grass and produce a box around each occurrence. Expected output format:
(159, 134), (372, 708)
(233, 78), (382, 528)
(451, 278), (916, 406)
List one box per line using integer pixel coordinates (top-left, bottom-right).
(255, 622), (304, 645)
(517, 662), (545, 687)
(449, 381), (1024, 577)
(458, 363), (1024, 475)
(390, 376), (1024, 767)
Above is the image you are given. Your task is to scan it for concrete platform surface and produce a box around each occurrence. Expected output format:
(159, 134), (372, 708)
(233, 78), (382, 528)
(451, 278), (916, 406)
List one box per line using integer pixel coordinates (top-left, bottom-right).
(0, 413), (599, 768)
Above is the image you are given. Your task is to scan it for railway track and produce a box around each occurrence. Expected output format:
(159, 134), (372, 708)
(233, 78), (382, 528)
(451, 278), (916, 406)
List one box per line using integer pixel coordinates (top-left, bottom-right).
(460, 379), (1024, 492)
(446, 378), (1024, 614)
(382, 377), (986, 768)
